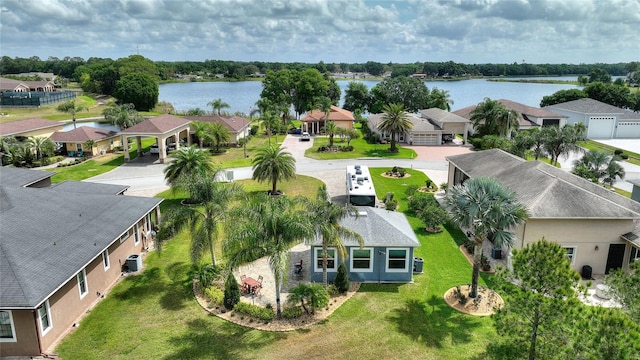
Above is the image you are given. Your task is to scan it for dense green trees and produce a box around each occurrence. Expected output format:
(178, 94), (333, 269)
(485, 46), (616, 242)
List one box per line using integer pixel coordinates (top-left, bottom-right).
(342, 82), (371, 113)
(539, 89), (587, 107)
(470, 98), (519, 138)
(572, 150), (625, 186)
(445, 177), (528, 298)
(369, 76), (430, 113)
(113, 73), (159, 111)
(605, 260), (640, 323)
(541, 82), (637, 110)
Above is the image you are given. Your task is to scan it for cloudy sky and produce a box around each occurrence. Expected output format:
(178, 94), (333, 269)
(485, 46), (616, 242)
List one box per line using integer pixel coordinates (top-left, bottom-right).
(1, 0), (638, 64)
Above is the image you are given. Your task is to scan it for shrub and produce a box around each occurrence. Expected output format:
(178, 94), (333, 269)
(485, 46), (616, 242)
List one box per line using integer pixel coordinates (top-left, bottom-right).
(480, 255), (491, 271)
(368, 133), (380, 144)
(326, 284), (339, 296)
(223, 273), (240, 310)
(397, 168), (406, 177)
(418, 203), (449, 231)
(614, 149), (623, 155)
(463, 240), (475, 254)
(334, 262), (350, 293)
(385, 199), (397, 211)
(250, 125), (259, 136)
(196, 264), (220, 289)
(407, 192), (437, 214)
(404, 184), (420, 197)
(204, 286), (224, 306)
(385, 192), (394, 202)
(233, 302), (274, 320)
(621, 154), (629, 160)
(282, 306), (303, 319)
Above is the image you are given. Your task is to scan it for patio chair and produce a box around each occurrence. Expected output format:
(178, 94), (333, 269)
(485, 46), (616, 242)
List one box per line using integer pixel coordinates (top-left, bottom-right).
(68, 150), (75, 157)
(257, 275), (263, 285)
(294, 259), (303, 274)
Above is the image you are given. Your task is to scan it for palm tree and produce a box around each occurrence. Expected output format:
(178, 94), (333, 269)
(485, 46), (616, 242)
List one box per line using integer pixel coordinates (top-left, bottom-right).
(224, 193), (314, 318)
(27, 136), (54, 161)
(57, 100), (88, 129)
(324, 121), (338, 148)
(542, 124), (586, 166)
(494, 108), (520, 139)
(191, 121), (211, 149)
(470, 98), (509, 137)
(306, 185), (364, 287)
(251, 145), (296, 195)
(315, 96), (332, 134)
(102, 103), (144, 130)
(208, 122), (231, 153)
(445, 177), (528, 298)
(429, 88), (454, 111)
(287, 282), (329, 315)
(158, 170), (243, 266)
(208, 98), (230, 115)
(572, 150), (625, 185)
(163, 146), (215, 189)
(378, 103), (413, 152)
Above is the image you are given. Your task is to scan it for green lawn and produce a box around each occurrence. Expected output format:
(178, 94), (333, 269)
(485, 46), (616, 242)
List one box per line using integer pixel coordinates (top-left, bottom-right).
(56, 170), (495, 359)
(0, 95), (105, 123)
(580, 139), (640, 166)
(304, 136), (417, 160)
(208, 135), (274, 168)
(45, 138), (156, 183)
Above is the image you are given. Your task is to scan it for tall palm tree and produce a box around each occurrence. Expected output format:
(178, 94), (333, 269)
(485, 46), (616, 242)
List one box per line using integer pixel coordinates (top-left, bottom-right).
(494, 108), (520, 139)
(190, 121), (211, 149)
(208, 122), (231, 153)
(378, 103), (413, 152)
(224, 193), (313, 318)
(470, 98), (506, 137)
(251, 145), (296, 195)
(57, 99), (88, 129)
(102, 103), (144, 130)
(163, 146), (215, 189)
(159, 170), (243, 266)
(445, 177), (528, 298)
(315, 96), (332, 134)
(306, 185), (364, 287)
(324, 121), (338, 148)
(208, 98), (230, 115)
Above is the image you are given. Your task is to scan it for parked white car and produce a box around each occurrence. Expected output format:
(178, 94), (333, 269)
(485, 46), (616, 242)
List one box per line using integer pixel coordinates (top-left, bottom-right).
(300, 132), (311, 141)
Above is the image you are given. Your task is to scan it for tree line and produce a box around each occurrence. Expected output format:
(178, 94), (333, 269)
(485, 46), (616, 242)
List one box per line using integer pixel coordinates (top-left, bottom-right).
(0, 55), (635, 81)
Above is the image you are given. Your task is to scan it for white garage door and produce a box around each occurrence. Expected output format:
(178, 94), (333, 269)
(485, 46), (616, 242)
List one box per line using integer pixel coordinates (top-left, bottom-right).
(615, 121), (640, 138)
(412, 133), (440, 145)
(588, 116), (615, 139)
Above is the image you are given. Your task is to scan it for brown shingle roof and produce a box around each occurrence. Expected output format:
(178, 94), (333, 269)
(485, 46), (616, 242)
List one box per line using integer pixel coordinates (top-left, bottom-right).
(0, 118), (63, 136)
(50, 126), (118, 143)
(302, 105), (355, 122)
(120, 114), (192, 135)
(184, 115), (249, 132)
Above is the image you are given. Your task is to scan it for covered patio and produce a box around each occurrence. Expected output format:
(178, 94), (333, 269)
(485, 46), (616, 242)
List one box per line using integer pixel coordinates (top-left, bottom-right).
(119, 115), (192, 163)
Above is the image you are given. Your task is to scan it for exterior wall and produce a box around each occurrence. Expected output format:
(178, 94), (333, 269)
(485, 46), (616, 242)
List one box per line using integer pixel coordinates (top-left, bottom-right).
(14, 126), (63, 139)
(309, 246), (415, 283)
(0, 310), (40, 356)
(518, 218), (634, 275)
(2, 213), (156, 356)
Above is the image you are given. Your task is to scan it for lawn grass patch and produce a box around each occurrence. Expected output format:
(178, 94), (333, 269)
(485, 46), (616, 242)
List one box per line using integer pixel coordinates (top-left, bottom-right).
(580, 140), (640, 166)
(304, 136), (417, 160)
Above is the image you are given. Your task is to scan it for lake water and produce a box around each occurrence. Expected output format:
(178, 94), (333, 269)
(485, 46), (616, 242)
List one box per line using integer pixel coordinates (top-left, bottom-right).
(159, 77), (581, 115)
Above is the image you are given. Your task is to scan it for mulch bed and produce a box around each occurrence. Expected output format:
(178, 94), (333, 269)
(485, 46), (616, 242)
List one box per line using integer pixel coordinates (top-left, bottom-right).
(443, 285), (504, 316)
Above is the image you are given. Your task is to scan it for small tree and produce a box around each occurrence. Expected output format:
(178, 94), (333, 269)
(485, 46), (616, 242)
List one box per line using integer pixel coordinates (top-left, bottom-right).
(334, 262), (350, 293)
(605, 260), (640, 323)
(418, 204), (449, 233)
(224, 273), (240, 310)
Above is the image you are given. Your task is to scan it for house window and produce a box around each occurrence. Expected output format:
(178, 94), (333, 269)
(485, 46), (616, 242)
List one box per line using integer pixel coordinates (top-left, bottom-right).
(120, 229), (130, 243)
(77, 269), (88, 299)
(350, 248), (373, 272)
(37, 300), (52, 335)
(102, 249), (110, 270)
(76, 143), (82, 152)
(564, 247), (576, 264)
(386, 248), (410, 272)
(145, 213), (152, 233)
(134, 225), (140, 246)
(0, 310), (17, 342)
(314, 248), (337, 272)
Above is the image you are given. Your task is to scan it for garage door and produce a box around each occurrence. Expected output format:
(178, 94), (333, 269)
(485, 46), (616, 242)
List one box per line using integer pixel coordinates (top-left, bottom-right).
(412, 133), (440, 145)
(615, 121), (640, 138)
(587, 117), (615, 139)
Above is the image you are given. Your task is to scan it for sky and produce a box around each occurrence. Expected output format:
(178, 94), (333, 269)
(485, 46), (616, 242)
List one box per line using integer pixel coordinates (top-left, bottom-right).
(1, 0), (638, 64)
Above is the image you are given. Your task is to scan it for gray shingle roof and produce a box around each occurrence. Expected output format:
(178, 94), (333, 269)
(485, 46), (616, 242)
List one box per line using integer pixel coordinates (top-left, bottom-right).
(545, 98), (639, 120)
(420, 108), (472, 123)
(0, 118), (62, 136)
(0, 167), (54, 187)
(446, 149), (640, 219)
(310, 206), (420, 247)
(0, 169), (162, 309)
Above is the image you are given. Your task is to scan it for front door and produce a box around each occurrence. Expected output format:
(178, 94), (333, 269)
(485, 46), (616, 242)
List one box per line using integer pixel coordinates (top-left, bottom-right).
(605, 244), (626, 274)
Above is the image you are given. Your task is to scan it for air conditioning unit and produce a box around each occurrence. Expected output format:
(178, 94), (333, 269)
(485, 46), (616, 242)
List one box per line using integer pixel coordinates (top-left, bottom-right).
(126, 254), (143, 272)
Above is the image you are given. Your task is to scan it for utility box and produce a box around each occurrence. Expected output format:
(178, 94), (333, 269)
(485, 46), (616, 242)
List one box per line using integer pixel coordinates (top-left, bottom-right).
(126, 254), (142, 272)
(413, 257), (424, 273)
(491, 248), (502, 260)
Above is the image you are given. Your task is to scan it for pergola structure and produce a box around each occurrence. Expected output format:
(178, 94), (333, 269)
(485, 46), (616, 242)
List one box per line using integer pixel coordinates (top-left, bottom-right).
(120, 114), (192, 163)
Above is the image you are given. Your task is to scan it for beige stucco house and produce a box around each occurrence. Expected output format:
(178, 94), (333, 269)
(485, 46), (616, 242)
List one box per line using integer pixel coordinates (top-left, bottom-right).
(302, 105), (355, 134)
(0, 167), (162, 357)
(50, 126), (121, 156)
(446, 149), (640, 276)
(184, 115), (251, 144)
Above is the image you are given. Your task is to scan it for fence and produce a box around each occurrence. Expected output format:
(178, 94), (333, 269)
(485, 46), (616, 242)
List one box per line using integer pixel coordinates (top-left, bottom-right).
(0, 91), (77, 107)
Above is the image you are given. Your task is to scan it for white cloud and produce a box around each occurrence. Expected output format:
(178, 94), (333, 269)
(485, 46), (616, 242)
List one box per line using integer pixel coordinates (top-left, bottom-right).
(0, 0), (637, 64)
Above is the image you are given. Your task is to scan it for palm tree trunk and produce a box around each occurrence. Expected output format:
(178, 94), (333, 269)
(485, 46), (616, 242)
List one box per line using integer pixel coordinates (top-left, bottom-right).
(272, 178), (277, 195)
(470, 237), (483, 298)
(210, 241), (217, 266)
(275, 280), (282, 318)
